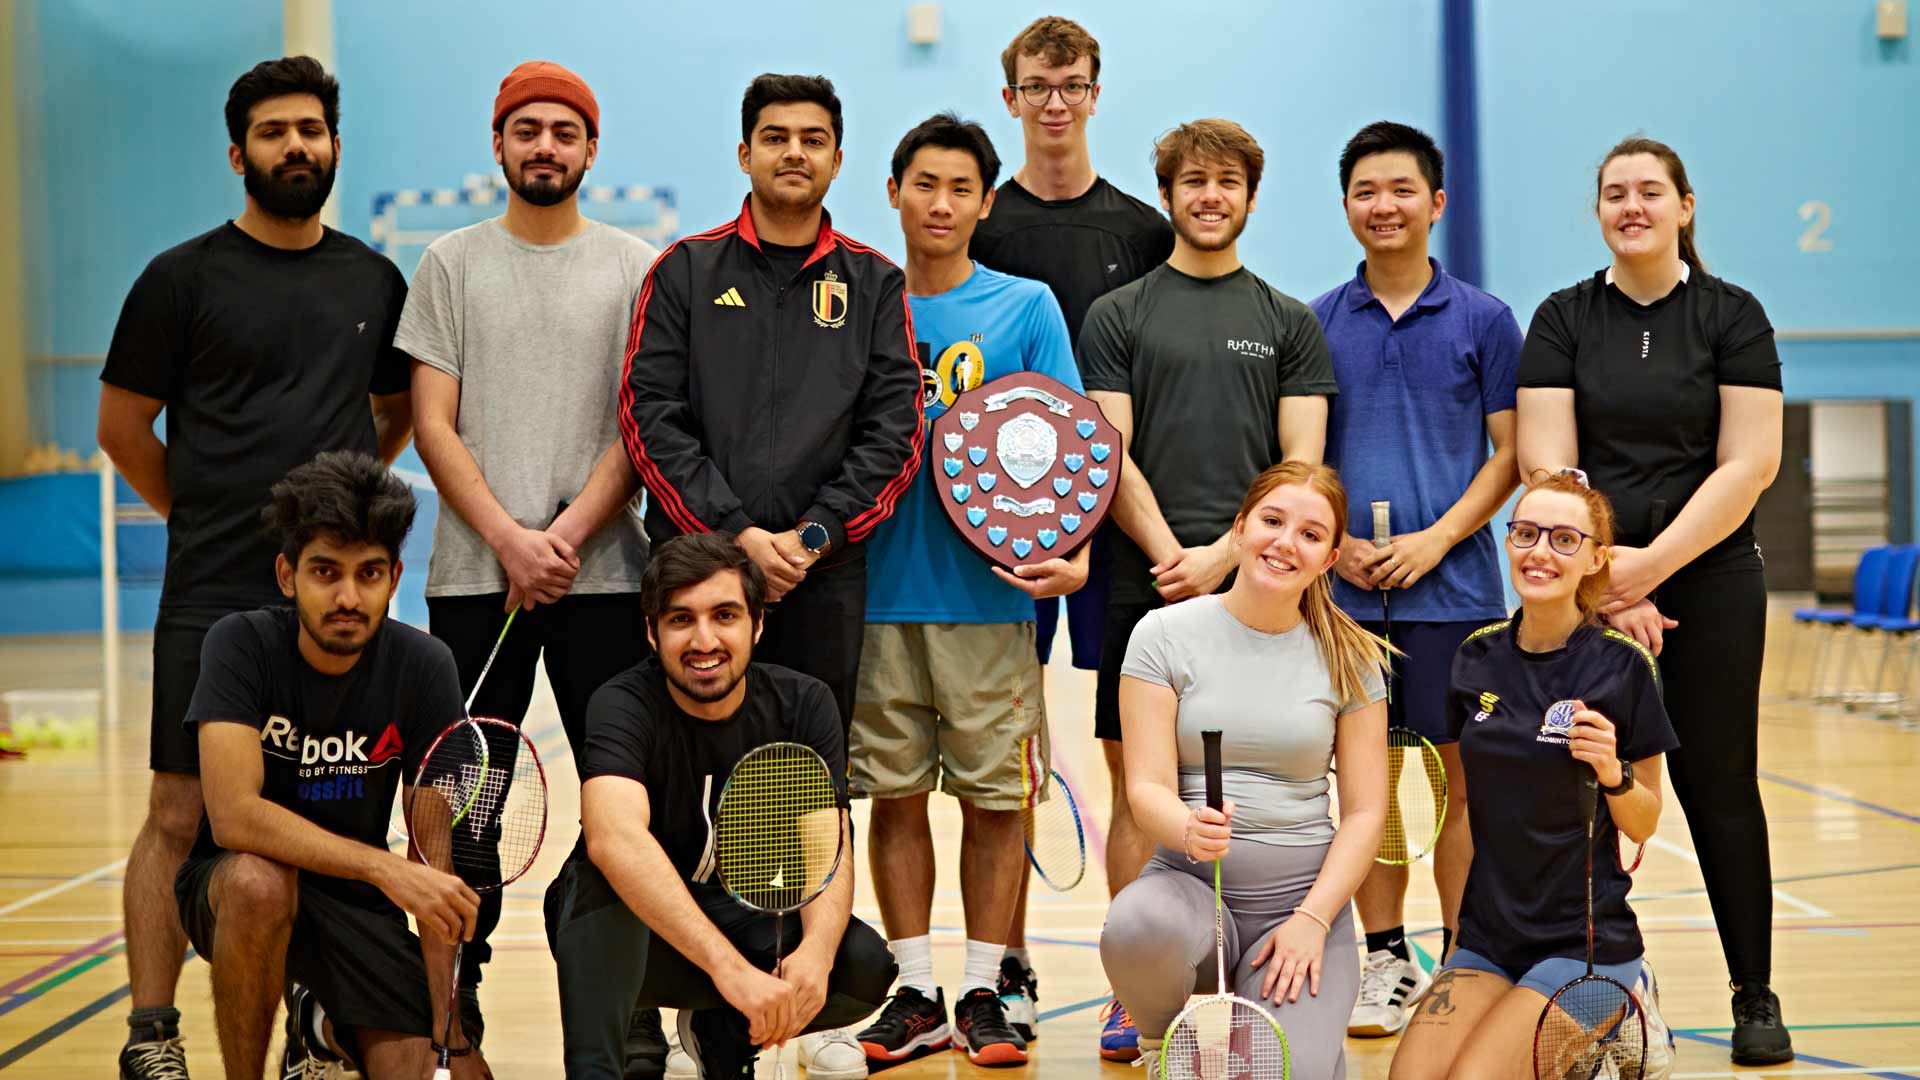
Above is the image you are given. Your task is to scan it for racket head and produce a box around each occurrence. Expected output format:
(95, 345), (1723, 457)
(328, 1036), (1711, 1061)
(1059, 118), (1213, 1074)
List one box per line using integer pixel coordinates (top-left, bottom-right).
(1532, 974), (1646, 1079)
(1376, 727), (1447, 865)
(715, 741), (845, 914)
(1021, 767), (1087, 891)
(1618, 835), (1646, 874)
(1161, 992), (1291, 1080)
(407, 717), (549, 892)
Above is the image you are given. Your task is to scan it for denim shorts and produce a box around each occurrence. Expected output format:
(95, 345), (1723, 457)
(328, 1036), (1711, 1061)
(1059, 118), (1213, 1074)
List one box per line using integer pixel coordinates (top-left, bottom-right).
(1443, 944), (1643, 1000)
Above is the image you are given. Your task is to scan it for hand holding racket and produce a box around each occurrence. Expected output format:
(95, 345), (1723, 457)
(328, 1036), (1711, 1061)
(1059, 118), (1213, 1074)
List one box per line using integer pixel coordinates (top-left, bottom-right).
(1159, 730), (1291, 1080)
(1566, 703), (1649, 873)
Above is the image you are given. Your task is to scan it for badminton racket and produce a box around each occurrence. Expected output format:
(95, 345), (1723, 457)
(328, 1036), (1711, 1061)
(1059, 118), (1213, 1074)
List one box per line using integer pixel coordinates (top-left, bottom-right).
(1531, 775), (1645, 1078)
(408, 717), (549, 1079)
(1019, 729), (1087, 892)
(1160, 729), (1291, 1080)
(1376, 728), (1448, 865)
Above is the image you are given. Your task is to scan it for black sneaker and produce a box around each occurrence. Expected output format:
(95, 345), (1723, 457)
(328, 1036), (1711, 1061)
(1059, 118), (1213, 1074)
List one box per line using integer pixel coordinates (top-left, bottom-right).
(625, 1006), (668, 1080)
(119, 1034), (190, 1080)
(995, 956), (1038, 1043)
(855, 987), (950, 1067)
(1731, 983), (1794, 1065)
(953, 988), (1028, 1067)
(675, 1007), (757, 1080)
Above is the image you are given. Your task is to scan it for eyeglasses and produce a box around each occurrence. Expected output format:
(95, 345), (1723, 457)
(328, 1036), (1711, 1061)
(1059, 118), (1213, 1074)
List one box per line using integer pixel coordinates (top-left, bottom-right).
(1507, 520), (1597, 557)
(1008, 81), (1094, 107)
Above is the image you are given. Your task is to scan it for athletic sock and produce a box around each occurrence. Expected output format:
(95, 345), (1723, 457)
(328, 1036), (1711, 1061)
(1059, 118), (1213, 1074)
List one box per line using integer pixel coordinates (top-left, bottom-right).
(126, 1006), (181, 1045)
(1441, 927), (1455, 963)
(1365, 926), (1411, 963)
(890, 935), (936, 996)
(1004, 946), (1031, 971)
(1138, 1037), (1163, 1055)
(959, 940), (1003, 996)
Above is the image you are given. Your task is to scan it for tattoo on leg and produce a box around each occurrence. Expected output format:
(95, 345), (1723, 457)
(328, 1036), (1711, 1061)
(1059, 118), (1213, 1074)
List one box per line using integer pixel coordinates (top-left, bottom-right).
(1420, 970), (1464, 1017)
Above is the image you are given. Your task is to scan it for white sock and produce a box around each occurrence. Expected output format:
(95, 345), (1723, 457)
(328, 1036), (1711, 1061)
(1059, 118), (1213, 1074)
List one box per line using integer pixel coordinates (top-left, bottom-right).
(890, 935), (935, 996)
(1005, 946), (1031, 970)
(1138, 1036), (1164, 1054)
(959, 939), (1004, 996)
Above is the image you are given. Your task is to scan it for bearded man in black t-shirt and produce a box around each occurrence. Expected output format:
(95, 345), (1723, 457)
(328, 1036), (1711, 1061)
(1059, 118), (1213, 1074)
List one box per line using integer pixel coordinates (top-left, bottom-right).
(178, 453), (486, 1080)
(98, 57), (414, 1080)
(545, 533), (894, 1080)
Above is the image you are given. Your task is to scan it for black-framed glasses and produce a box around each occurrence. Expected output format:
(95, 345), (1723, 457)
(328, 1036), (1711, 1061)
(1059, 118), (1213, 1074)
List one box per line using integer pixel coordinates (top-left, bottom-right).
(1507, 520), (1597, 556)
(1009, 80), (1094, 106)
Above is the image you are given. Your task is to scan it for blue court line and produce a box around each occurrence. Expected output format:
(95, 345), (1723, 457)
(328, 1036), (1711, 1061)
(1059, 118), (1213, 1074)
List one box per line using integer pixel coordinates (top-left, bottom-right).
(1635, 860), (1920, 902)
(1036, 993), (1111, 1023)
(1760, 770), (1920, 825)
(0, 983), (131, 1071)
(1672, 1029), (1920, 1080)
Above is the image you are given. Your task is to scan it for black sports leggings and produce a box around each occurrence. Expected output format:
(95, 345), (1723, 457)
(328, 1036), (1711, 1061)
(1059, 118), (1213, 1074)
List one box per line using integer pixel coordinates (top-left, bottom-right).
(1649, 551), (1772, 985)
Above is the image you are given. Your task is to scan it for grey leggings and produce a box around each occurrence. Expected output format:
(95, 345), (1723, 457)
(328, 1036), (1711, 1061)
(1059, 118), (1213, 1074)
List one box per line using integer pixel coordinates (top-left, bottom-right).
(1100, 843), (1358, 1080)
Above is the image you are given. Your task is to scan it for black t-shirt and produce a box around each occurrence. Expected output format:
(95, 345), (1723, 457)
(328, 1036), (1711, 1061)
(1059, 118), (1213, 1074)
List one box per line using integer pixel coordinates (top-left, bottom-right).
(969, 177), (1174, 348)
(1447, 616), (1680, 970)
(1079, 265), (1339, 602)
(760, 239), (815, 287)
(185, 607), (463, 908)
(1517, 269), (1781, 563)
(100, 224), (411, 614)
(576, 657), (847, 881)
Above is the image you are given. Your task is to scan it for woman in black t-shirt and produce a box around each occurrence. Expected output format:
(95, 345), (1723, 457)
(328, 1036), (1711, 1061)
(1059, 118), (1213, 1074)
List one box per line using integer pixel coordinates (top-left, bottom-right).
(1514, 136), (1789, 1064)
(1390, 474), (1678, 1080)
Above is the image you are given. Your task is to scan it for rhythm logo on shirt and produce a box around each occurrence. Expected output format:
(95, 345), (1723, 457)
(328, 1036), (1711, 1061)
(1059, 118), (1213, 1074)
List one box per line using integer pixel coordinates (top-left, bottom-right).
(1473, 691), (1500, 724)
(1537, 700), (1579, 745)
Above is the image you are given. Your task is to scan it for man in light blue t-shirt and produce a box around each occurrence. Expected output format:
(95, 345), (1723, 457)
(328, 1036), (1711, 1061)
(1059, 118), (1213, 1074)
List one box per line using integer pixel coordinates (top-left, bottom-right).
(844, 114), (1087, 1074)
(1310, 121), (1523, 1040)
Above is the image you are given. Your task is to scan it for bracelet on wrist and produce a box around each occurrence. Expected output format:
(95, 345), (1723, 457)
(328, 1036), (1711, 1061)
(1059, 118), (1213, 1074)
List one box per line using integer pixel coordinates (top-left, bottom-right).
(1293, 907), (1332, 933)
(432, 1040), (473, 1058)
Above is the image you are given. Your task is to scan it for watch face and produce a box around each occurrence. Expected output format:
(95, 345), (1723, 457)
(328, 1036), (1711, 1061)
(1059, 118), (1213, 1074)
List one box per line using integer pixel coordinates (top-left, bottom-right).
(801, 523), (828, 551)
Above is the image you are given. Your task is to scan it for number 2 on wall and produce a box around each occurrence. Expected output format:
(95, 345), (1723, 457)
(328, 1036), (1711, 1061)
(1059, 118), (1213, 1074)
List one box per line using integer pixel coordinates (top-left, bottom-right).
(1798, 200), (1833, 253)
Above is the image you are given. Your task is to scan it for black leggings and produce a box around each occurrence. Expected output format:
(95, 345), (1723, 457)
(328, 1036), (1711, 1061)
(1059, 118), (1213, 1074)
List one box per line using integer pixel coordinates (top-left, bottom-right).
(1651, 553), (1772, 985)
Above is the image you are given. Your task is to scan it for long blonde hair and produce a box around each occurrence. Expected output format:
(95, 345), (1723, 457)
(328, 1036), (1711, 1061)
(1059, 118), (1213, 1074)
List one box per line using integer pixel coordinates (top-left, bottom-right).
(1233, 462), (1393, 705)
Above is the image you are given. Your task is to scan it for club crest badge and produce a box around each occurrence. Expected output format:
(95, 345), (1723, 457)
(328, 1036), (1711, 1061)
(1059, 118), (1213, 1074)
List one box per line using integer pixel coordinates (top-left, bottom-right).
(930, 371), (1121, 572)
(1538, 699), (1579, 744)
(811, 271), (848, 329)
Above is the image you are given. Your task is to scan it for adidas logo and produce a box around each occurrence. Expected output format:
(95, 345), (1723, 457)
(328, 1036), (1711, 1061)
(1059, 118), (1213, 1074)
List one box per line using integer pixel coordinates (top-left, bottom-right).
(713, 287), (747, 307)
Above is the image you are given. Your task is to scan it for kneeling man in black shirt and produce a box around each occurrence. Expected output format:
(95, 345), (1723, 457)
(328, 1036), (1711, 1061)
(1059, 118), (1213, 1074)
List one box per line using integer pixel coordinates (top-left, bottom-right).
(546, 533), (894, 1080)
(180, 451), (486, 1080)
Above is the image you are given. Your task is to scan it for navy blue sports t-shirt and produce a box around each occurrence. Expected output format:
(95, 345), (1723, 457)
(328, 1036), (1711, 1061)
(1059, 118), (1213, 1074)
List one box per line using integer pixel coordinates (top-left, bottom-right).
(1448, 616), (1679, 970)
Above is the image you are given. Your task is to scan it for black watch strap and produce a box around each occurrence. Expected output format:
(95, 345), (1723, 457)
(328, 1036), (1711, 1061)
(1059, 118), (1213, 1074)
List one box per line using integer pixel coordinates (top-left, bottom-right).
(1600, 760), (1635, 796)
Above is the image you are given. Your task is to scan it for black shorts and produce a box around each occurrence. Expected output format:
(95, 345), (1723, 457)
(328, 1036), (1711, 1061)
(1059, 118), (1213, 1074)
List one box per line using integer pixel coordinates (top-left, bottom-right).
(175, 853), (482, 1046)
(1093, 597), (1162, 741)
(1355, 619), (1490, 746)
(1035, 527), (1113, 671)
(149, 609), (228, 774)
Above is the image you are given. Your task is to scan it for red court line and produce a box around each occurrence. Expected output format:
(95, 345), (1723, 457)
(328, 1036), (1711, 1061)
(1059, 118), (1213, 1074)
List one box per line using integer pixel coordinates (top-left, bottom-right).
(0, 932), (121, 997)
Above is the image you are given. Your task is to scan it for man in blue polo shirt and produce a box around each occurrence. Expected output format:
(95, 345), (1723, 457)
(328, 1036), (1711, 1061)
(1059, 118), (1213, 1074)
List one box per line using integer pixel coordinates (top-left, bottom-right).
(1311, 121), (1523, 1039)
(841, 113), (1088, 1075)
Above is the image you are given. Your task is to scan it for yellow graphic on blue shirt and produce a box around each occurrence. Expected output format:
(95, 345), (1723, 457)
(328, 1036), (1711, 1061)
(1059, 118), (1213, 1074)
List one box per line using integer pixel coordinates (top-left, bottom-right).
(920, 334), (988, 423)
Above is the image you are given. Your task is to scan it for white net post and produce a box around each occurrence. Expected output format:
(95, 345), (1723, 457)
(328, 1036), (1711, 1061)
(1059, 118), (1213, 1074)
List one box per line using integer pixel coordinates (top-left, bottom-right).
(99, 453), (121, 729)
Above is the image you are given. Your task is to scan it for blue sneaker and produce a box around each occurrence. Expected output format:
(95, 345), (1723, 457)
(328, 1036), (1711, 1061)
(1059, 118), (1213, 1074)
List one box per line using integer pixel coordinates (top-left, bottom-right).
(1098, 998), (1139, 1062)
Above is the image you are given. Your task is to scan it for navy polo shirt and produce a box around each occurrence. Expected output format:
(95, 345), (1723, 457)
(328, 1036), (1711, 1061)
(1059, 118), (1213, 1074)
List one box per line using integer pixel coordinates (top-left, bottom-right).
(1312, 259), (1522, 623)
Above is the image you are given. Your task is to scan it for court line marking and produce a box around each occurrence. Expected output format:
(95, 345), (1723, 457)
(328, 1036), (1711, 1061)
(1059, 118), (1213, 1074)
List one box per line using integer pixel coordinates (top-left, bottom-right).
(1635, 861), (1920, 903)
(0, 983), (131, 1071)
(0, 858), (127, 919)
(1760, 770), (1920, 826)
(1673, 1029), (1920, 1080)
(0, 931), (121, 997)
(1674, 1070), (1920, 1078)
(1647, 835), (1831, 917)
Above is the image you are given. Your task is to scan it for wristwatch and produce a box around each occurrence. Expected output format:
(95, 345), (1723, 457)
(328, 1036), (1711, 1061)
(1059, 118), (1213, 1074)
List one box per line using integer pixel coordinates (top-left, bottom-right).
(1600, 759), (1635, 797)
(798, 520), (831, 556)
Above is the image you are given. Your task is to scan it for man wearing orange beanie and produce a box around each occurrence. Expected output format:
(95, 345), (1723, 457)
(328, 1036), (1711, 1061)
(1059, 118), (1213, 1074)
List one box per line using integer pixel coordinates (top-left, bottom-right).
(400, 58), (666, 1078)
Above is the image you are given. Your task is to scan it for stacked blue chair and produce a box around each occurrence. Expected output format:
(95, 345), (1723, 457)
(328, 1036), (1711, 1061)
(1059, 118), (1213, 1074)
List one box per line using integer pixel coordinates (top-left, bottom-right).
(1858, 546), (1920, 716)
(1836, 545), (1920, 708)
(1791, 545), (1890, 699)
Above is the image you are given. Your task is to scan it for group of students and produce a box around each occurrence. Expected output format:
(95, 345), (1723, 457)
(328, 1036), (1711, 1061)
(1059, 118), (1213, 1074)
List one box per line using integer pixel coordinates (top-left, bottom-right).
(95, 13), (1791, 1080)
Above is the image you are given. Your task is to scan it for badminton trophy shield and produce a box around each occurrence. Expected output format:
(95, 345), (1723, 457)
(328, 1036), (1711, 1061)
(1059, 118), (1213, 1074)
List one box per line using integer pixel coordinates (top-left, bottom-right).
(931, 372), (1121, 573)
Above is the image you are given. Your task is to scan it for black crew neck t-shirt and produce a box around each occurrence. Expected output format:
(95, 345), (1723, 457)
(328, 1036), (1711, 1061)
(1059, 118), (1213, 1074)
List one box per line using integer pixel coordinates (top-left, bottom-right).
(185, 607), (464, 909)
(100, 223), (411, 614)
(1079, 264), (1339, 602)
(969, 177), (1174, 348)
(1517, 269), (1781, 562)
(1447, 616), (1680, 970)
(760, 240), (815, 288)
(576, 657), (847, 881)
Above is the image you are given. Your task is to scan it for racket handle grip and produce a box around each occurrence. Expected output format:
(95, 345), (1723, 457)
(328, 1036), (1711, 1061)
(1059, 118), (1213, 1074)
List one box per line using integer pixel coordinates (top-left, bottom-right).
(433, 1070), (452, 1080)
(1202, 728), (1223, 811)
(1371, 500), (1391, 547)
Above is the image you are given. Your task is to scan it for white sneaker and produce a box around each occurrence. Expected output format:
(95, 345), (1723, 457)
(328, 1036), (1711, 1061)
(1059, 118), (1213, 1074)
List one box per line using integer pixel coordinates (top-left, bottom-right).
(1346, 949), (1431, 1037)
(1130, 1044), (1164, 1080)
(1636, 958), (1675, 1079)
(797, 1029), (867, 1080)
(664, 1030), (697, 1080)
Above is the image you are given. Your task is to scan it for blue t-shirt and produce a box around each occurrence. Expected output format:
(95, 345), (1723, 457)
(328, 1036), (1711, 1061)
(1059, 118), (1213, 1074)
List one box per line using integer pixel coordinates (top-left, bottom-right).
(1313, 259), (1522, 623)
(866, 264), (1082, 623)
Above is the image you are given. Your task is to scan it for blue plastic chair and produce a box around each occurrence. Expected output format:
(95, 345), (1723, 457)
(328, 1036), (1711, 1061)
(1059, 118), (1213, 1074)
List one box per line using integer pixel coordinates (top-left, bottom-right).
(1797, 546), (1892, 698)
(1835, 545), (1920, 704)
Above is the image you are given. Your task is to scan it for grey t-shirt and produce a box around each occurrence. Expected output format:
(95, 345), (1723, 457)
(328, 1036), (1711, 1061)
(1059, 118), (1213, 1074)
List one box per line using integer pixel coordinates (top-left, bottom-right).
(1079, 264), (1338, 604)
(1122, 594), (1384, 847)
(396, 219), (659, 597)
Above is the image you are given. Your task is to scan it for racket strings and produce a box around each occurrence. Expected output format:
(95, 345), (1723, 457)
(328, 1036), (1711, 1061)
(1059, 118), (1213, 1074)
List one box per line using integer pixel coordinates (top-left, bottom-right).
(715, 744), (841, 912)
(1162, 998), (1291, 1080)
(1378, 732), (1446, 864)
(1535, 976), (1646, 1078)
(411, 720), (546, 891)
(1021, 764), (1087, 891)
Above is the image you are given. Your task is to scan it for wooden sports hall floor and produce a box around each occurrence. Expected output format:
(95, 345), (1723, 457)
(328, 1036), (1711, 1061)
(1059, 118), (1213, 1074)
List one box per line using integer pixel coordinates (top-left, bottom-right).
(2, 602), (1917, 1078)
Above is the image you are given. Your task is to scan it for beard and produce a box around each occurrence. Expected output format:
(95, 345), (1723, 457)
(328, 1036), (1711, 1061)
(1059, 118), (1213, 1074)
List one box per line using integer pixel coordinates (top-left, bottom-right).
(505, 158), (585, 207)
(299, 607), (374, 657)
(664, 654), (744, 704)
(243, 156), (337, 221)
(1171, 207), (1248, 253)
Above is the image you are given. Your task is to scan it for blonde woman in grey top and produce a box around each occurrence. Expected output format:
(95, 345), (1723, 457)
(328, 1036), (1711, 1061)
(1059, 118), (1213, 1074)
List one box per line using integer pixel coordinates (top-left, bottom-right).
(1100, 461), (1390, 1080)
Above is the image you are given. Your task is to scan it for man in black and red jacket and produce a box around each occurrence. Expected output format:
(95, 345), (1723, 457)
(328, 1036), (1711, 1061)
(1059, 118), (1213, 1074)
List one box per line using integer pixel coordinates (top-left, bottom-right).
(619, 73), (923, 733)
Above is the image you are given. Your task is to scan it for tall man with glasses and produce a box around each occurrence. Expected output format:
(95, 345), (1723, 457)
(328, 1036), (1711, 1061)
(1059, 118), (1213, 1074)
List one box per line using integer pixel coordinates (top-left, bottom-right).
(966, 18), (1173, 1056)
